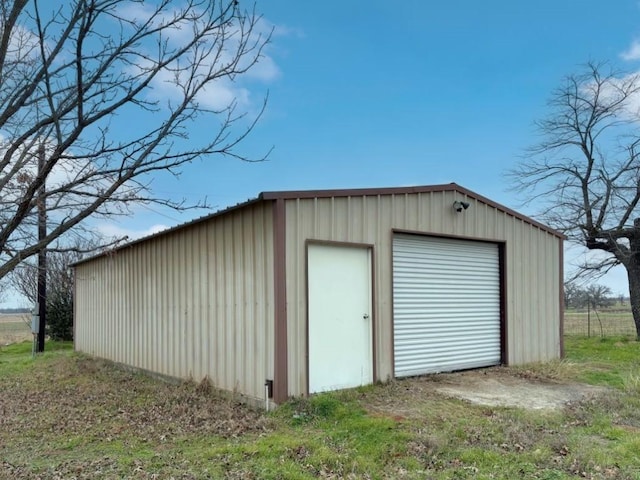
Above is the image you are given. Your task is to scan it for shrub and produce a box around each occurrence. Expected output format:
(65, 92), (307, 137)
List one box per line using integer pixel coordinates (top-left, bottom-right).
(46, 281), (74, 341)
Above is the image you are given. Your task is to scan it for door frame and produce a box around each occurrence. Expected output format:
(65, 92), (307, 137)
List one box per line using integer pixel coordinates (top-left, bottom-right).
(305, 239), (377, 396)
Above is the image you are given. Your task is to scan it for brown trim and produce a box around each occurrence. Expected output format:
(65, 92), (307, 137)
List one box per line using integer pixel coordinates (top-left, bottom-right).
(304, 242), (310, 396)
(389, 229), (396, 378)
(559, 239), (565, 358)
(305, 239), (375, 250)
(498, 242), (508, 364)
(305, 240), (376, 396)
(261, 184), (564, 239)
(273, 198), (288, 404)
(261, 184), (460, 200)
(75, 183), (563, 268)
(393, 227), (504, 246)
(370, 246), (377, 384)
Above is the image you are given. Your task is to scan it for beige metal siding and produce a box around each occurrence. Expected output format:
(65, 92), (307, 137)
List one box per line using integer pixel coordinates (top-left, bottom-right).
(284, 192), (561, 396)
(75, 202), (275, 401)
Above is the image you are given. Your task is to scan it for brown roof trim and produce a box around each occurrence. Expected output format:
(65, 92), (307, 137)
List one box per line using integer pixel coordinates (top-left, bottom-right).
(261, 183), (564, 238)
(73, 182), (563, 267)
(259, 183), (460, 200)
(72, 196), (264, 267)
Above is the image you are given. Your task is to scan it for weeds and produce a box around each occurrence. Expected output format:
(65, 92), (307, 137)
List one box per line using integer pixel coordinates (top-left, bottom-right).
(622, 370), (640, 394)
(2, 338), (640, 479)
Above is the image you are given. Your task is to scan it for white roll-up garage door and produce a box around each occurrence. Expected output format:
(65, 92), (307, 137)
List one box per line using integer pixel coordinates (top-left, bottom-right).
(393, 233), (501, 377)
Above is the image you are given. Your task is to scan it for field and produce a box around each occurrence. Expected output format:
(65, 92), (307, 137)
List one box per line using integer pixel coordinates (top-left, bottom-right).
(0, 313), (31, 345)
(564, 308), (637, 337)
(1, 337), (640, 479)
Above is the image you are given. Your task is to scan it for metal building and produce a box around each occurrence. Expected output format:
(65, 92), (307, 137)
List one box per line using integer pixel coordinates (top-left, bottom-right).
(74, 184), (564, 405)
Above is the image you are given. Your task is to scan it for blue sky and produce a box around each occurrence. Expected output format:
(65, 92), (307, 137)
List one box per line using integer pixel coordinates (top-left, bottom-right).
(5, 1), (640, 306)
(145, 0), (640, 211)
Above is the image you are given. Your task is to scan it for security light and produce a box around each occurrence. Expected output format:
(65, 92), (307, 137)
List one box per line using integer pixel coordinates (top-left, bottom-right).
(453, 200), (470, 213)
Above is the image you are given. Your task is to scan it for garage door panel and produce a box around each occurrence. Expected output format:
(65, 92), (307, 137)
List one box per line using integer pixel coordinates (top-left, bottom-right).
(395, 305), (500, 315)
(395, 309), (500, 318)
(393, 234), (502, 377)
(395, 326), (500, 340)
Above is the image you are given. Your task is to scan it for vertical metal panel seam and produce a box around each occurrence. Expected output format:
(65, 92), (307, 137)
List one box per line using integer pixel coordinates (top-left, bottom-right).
(273, 198), (288, 403)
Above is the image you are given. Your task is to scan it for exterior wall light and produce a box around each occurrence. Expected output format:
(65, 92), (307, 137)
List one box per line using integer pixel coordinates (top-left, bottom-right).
(453, 201), (470, 213)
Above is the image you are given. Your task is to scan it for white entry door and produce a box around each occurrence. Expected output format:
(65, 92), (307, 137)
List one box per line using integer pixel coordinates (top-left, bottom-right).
(308, 243), (373, 394)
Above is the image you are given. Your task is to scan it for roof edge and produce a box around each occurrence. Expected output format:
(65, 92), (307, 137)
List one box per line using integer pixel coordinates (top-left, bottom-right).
(72, 196), (265, 267)
(259, 183), (459, 200)
(262, 183), (564, 238)
(73, 182), (563, 267)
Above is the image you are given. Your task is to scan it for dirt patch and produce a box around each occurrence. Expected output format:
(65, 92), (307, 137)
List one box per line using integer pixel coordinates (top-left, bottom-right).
(361, 367), (611, 416)
(432, 369), (609, 410)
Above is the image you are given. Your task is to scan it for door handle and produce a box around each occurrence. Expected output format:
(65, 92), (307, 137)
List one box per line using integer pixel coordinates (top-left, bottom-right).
(363, 313), (370, 320)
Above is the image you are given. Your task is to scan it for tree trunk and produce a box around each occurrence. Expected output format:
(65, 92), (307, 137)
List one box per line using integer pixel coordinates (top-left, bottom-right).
(626, 261), (640, 340)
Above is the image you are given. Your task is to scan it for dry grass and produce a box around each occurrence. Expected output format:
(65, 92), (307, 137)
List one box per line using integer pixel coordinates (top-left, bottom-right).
(0, 314), (31, 345)
(2, 338), (640, 479)
(1, 343), (271, 479)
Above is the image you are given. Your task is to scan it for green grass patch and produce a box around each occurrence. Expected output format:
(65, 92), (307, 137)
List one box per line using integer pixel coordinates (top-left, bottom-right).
(0, 340), (73, 376)
(2, 338), (640, 479)
(563, 336), (640, 389)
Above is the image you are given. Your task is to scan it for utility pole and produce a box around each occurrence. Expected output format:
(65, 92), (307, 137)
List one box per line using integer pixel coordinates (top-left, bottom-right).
(37, 143), (47, 352)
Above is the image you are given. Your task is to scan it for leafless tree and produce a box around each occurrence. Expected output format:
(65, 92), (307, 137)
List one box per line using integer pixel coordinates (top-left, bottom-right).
(0, 0), (271, 281)
(10, 247), (82, 305)
(9, 245), (84, 340)
(510, 62), (640, 338)
(564, 281), (613, 310)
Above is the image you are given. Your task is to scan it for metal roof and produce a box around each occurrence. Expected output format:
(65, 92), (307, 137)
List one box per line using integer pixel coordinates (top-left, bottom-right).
(72, 183), (563, 266)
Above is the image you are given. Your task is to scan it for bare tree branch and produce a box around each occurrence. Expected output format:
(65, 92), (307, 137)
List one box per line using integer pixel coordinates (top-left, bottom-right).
(0, 0), (273, 280)
(508, 61), (640, 338)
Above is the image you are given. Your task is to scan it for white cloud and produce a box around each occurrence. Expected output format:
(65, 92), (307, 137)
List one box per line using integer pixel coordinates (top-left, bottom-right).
(96, 222), (169, 241)
(124, 12), (282, 113)
(578, 71), (640, 120)
(146, 61), (252, 111)
(245, 54), (281, 82)
(621, 40), (640, 61)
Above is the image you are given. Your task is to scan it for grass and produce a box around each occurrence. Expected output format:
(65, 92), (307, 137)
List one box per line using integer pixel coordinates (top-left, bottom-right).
(2, 338), (640, 479)
(563, 336), (640, 392)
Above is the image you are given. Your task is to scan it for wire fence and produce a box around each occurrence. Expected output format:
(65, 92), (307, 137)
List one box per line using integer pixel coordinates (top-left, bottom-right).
(564, 309), (637, 337)
(3, 311), (637, 346)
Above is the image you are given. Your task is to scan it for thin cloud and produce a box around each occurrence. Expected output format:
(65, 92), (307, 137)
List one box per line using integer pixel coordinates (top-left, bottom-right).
(96, 222), (169, 241)
(125, 14), (281, 113)
(620, 40), (640, 61)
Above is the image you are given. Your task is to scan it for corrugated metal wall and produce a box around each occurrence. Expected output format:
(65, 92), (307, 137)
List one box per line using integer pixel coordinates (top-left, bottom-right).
(75, 202), (275, 401)
(284, 192), (561, 396)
